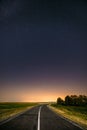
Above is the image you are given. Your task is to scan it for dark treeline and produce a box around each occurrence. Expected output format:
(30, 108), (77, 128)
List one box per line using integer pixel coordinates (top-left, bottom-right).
(57, 95), (87, 106)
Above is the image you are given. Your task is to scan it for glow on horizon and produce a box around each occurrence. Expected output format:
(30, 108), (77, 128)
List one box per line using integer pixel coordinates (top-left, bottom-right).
(0, 82), (87, 102)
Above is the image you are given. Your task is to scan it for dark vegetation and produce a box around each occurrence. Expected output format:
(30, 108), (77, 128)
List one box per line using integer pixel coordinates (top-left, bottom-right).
(57, 95), (87, 106)
(0, 102), (37, 109)
(51, 104), (87, 117)
(0, 102), (38, 122)
(51, 95), (87, 129)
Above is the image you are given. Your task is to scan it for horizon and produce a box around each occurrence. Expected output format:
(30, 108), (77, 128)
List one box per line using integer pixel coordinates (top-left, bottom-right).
(0, 0), (87, 102)
(0, 80), (87, 102)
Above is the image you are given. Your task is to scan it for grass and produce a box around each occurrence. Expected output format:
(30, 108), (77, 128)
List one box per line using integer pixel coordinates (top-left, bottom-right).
(0, 102), (37, 122)
(49, 104), (87, 130)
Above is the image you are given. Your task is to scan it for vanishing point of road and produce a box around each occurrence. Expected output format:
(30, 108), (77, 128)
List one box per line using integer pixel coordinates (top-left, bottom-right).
(0, 105), (83, 130)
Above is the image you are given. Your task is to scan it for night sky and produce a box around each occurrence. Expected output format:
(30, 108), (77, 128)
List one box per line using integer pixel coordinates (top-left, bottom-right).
(0, 0), (87, 102)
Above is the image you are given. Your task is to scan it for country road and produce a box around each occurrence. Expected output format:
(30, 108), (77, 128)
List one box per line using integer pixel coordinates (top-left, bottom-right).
(0, 105), (83, 130)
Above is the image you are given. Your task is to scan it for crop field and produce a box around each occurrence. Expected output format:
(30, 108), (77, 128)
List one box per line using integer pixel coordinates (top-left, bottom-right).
(0, 102), (37, 122)
(50, 104), (87, 129)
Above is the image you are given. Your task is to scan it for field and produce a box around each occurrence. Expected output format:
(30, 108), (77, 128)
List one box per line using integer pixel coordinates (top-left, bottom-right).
(50, 104), (87, 129)
(0, 102), (37, 122)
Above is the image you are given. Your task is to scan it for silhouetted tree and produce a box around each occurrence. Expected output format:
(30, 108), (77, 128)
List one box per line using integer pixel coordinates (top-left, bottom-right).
(57, 95), (87, 106)
(65, 95), (72, 105)
(71, 95), (78, 106)
(65, 95), (87, 106)
(57, 97), (64, 105)
(78, 95), (87, 106)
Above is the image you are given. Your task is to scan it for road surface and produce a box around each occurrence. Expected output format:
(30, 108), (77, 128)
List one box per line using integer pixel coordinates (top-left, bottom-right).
(0, 105), (83, 130)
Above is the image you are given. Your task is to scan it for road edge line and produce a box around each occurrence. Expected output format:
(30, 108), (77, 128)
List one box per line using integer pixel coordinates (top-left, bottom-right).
(47, 105), (84, 130)
(0, 106), (35, 126)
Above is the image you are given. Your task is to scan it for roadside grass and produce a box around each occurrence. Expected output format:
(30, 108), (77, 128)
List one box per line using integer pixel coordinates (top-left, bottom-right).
(49, 104), (87, 130)
(0, 102), (37, 122)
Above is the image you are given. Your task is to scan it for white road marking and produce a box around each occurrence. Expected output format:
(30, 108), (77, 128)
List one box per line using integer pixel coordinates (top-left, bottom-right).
(37, 106), (42, 130)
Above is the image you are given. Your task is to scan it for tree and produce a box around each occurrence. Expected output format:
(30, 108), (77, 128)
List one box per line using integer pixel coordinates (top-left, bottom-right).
(78, 95), (87, 106)
(57, 97), (64, 105)
(71, 95), (78, 106)
(65, 95), (87, 106)
(65, 95), (72, 105)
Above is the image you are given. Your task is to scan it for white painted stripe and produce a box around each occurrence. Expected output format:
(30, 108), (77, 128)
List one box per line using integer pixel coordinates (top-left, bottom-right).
(37, 106), (42, 130)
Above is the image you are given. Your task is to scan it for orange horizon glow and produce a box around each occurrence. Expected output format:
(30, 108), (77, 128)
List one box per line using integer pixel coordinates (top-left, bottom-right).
(0, 81), (87, 102)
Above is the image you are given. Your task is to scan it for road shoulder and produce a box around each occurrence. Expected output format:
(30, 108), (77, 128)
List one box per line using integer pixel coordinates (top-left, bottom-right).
(48, 105), (86, 130)
(0, 106), (34, 125)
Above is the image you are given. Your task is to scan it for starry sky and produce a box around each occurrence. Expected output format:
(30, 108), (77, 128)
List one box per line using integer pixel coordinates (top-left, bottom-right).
(0, 0), (87, 102)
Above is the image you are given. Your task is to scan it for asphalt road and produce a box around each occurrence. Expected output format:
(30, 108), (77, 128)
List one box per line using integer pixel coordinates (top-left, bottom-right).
(0, 105), (83, 130)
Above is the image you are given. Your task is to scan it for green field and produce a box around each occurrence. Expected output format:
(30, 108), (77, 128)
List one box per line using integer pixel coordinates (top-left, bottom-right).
(0, 102), (37, 122)
(50, 104), (87, 129)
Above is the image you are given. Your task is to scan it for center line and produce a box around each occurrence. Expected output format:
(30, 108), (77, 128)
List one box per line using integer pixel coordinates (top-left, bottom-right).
(37, 106), (42, 130)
